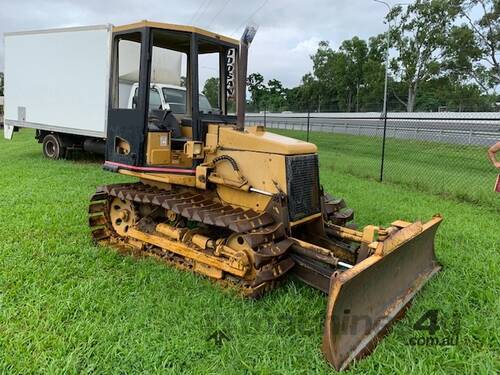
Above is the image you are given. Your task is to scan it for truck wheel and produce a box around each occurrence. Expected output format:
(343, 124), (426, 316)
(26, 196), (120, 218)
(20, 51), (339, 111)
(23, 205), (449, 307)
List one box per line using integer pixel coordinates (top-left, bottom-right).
(42, 134), (66, 159)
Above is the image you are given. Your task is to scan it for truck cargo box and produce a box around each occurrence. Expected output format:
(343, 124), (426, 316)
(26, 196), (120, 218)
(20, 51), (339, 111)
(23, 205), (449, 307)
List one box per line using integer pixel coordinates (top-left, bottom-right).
(3, 24), (183, 141)
(3, 25), (112, 139)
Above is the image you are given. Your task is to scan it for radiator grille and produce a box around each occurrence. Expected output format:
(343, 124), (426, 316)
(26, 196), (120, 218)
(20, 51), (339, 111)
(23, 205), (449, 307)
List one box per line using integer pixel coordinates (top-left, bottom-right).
(286, 154), (321, 222)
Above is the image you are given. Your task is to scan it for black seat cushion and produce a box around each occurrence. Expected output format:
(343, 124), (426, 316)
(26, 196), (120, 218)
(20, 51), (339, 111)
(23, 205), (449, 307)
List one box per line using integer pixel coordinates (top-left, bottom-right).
(148, 110), (182, 138)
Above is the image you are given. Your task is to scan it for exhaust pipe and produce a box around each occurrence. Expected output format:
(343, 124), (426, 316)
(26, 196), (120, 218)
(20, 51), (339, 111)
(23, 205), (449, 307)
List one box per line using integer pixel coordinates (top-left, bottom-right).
(236, 25), (258, 130)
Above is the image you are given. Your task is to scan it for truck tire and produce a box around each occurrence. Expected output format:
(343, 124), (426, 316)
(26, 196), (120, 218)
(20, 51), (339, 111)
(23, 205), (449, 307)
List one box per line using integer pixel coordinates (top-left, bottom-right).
(42, 134), (66, 159)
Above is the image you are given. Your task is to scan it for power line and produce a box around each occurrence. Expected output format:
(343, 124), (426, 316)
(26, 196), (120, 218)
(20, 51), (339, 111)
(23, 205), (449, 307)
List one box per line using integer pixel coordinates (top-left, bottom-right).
(190, 0), (211, 23)
(200, 65), (218, 71)
(193, 0), (215, 25)
(230, 0), (269, 36)
(207, 0), (232, 29)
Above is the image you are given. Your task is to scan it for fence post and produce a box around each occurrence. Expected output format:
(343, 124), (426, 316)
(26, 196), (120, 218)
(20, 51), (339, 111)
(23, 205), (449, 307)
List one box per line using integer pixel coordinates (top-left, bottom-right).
(379, 112), (388, 182)
(306, 109), (311, 142)
(264, 106), (267, 127)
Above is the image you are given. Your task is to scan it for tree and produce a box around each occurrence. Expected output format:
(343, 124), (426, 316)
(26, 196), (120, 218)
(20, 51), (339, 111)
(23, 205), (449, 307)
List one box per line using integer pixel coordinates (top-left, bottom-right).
(309, 37), (385, 112)
(246, 73), (288, 112)
(446, 0), (499, 93)
(0, 72), (3, 96)
(284, 73), (323, 112)
(247, 72), (267, 109)
(360, 34), (387, 111)
(388, 0), (452, 111)
(266, 79), (287, 111)
(202, 77), (219, 108)
(296, 73), (324, 111)
(310, 41), (337, 110)
(310, 41), (356, 111)
(245, 2), (496, 114)
(340, 37), (369, 111)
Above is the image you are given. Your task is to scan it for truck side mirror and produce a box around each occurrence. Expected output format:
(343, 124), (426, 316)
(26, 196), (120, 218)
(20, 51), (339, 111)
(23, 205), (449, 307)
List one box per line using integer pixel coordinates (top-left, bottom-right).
(132, 95), (138, 109)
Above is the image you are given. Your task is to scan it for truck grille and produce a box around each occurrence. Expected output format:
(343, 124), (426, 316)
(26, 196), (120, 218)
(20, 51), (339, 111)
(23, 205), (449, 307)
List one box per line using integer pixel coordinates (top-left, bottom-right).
(286, 154), (321, 222)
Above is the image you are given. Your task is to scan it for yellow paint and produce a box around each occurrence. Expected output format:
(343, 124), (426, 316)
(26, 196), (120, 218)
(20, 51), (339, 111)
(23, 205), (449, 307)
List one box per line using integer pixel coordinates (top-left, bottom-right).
(218, 126), (317, 155)
(146, 132), (171, 165)
(127, 227), (247, 277)
(290, 213), (322, 227)
(181, 126), (193, 138)
(119, 169), (197, 187)
(113, 20), (239, 46)
(117, 123), (320, 212)
(194, 262), (223, 279)
(216, 185), (270, 211)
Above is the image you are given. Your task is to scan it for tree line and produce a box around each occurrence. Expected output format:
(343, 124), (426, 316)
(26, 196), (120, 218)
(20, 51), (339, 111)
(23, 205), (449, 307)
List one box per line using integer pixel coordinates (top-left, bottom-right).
(241, 0), (499, 113)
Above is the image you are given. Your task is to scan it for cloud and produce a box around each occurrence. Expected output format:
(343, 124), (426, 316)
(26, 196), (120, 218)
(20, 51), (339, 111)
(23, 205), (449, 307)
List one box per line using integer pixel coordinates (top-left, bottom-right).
(292, 37), (323, 54)
(0, 0), (391, 87)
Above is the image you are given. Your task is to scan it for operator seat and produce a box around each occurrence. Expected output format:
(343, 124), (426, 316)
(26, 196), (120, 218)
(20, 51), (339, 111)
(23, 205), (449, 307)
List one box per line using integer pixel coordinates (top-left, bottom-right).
(148, 110), (183, 139)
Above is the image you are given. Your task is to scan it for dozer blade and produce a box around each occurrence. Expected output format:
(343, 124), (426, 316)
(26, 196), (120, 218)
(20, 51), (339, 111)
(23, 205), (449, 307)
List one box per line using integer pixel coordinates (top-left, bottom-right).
(322, 216), (442, 371)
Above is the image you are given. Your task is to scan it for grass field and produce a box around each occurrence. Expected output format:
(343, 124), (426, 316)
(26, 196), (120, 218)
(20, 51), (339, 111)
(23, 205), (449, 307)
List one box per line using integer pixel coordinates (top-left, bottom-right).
(0, 129), (499, 374)
(271, 129), (499, 211)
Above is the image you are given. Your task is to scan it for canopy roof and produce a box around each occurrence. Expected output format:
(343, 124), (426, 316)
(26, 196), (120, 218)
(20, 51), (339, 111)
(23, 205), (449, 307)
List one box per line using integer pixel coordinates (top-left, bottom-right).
(113, 20), (239, 47)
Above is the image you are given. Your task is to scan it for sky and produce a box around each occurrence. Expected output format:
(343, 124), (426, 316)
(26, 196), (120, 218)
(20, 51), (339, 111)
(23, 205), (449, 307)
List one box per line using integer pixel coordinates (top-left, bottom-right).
(0, 0), (394, 88)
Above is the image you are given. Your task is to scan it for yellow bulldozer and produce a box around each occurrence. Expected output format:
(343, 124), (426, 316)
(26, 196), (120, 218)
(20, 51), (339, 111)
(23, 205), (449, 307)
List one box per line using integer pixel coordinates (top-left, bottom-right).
(88, 21), (442, 370)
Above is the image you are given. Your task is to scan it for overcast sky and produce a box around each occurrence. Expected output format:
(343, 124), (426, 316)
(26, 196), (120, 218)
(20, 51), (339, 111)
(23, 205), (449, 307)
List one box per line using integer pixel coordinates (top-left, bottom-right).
(0, 0), (393, 88)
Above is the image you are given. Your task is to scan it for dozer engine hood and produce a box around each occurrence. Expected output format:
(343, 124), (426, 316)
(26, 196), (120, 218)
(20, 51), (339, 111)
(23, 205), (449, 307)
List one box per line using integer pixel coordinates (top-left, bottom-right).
(209, 125), (321, 223)
(217, 125), (317, 155)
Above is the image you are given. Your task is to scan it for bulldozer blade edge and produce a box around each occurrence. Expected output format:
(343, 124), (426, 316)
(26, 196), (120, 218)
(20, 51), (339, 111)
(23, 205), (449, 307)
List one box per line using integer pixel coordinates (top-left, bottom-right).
(322, 216), (442, 371)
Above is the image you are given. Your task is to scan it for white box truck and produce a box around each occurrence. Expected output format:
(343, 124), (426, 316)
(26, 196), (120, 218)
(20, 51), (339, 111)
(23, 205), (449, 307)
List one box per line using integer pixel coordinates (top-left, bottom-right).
(3, 24), (191, 158)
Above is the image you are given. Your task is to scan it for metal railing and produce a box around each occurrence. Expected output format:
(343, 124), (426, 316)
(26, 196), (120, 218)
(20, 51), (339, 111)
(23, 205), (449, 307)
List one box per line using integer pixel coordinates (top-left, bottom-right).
(245, 113), (500, 210)
(246, 114), (499, 146)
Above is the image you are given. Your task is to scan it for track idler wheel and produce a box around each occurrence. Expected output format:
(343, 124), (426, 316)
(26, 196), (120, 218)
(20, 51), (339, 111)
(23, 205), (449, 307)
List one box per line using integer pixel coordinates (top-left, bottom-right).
(109, 197), (137, 236)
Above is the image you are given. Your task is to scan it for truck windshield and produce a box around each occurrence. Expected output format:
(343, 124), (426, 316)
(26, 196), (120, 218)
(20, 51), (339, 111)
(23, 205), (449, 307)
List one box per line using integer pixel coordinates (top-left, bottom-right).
(199, 95), (213, 113)
(149, 88), (162, 111)
(162, 87), (213, 114)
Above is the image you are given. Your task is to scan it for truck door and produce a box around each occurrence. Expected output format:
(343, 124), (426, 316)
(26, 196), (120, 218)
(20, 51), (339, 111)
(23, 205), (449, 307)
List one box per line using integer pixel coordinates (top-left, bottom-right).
(106, 31), (149, 166)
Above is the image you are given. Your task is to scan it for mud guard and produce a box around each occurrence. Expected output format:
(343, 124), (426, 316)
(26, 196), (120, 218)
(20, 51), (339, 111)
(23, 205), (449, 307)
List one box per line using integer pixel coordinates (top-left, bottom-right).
(322, 216), (443, 371)
(4, 123), (15, 140)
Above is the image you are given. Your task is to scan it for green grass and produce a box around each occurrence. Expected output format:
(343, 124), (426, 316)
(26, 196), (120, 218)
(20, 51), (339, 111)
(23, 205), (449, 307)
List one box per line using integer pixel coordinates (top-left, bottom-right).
(270, 129), (499, 211)
(0, 129), (499, 374)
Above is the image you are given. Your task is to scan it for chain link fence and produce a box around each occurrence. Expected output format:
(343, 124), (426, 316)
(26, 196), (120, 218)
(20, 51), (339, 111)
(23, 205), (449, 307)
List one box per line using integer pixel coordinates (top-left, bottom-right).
(0, 96), (4, 127)
(245, 112), (500, 210)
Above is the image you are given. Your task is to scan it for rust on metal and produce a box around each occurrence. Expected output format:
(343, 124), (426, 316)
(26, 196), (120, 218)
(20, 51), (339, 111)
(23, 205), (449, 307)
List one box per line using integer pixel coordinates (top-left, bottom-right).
(89, 182), (443, 371)
(321, 216), (443, 371)
(88, 182), (294, 298)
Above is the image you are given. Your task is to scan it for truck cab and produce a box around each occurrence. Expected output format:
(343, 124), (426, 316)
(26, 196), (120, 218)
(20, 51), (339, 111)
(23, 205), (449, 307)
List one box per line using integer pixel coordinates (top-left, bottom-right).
(127, 83), (215, 115)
